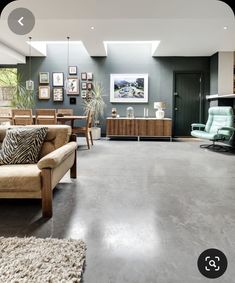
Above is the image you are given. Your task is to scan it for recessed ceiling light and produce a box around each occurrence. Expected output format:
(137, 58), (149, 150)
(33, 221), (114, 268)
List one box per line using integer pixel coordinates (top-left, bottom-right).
(90, 26), (95, 30)
(223, 26), (228, 30)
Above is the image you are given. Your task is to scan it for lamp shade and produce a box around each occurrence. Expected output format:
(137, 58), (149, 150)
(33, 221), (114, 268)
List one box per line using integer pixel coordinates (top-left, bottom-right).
(154, 102), (166, 109)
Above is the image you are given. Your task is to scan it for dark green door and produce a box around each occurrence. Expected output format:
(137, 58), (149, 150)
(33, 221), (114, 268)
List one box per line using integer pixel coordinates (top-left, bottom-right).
(173, 72), (202, 137)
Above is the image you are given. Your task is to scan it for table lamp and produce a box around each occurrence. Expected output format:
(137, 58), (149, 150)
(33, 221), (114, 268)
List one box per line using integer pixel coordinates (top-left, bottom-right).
(154, 102), (166, 119)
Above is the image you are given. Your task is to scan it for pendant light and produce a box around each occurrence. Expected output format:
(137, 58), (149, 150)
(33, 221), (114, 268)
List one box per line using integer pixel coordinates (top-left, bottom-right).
(26, 36), (34, 91)
(65, 36), (70, 93)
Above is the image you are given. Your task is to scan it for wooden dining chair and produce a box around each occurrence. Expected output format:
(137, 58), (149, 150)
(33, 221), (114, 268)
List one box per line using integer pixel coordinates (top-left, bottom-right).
(0, 108), (12, 125)
(12, 109), (33, 125)
(35, 109), (57, 125)
(57, 108), (74, 126)
(73, 111), (93, 149)
(57, 109), (74, 116)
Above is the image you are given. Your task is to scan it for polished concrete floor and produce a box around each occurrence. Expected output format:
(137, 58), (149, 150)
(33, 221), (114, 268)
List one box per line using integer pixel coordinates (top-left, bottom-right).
(0, 139), (235, 283)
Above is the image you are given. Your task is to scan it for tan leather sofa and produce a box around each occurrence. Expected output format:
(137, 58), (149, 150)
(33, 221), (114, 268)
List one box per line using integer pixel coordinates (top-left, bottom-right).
(0, 125), (77, 218)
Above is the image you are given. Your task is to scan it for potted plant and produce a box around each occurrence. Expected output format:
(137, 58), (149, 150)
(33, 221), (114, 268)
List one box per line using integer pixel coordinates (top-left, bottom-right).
(83, 82), (106, 140)
(0, 68), (35, 109)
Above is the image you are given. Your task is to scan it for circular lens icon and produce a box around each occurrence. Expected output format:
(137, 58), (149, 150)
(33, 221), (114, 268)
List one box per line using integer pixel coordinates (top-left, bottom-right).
(8, 8), (35, 35)
(197, 248), (228, 279)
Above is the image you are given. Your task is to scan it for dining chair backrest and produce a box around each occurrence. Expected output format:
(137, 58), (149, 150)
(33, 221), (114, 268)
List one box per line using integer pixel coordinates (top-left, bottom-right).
(12, 109), (33, 125)
(35, 109), (57, 125)
(57, 109), (74, 116)
(0, 108), (11, 117)
(0, 108), (12, 125)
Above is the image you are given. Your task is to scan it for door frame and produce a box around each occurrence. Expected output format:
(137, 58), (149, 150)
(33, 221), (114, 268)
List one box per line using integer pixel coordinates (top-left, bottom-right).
(172, 71), (204, 137)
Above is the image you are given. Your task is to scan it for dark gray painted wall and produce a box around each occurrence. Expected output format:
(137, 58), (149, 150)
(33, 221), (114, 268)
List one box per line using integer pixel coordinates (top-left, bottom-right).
(18, 43), (210, 133)
(210, 52), (218, 95)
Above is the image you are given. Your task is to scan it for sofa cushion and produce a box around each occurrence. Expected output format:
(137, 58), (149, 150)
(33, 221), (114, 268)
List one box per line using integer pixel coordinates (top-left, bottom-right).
(0, 164), (41, 192)
(0, 127), (47, 165)
(0, 125), (72, 158)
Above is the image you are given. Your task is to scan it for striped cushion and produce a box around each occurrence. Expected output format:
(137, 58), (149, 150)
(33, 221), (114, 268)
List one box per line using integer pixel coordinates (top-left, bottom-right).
(0, 127), (47, 165)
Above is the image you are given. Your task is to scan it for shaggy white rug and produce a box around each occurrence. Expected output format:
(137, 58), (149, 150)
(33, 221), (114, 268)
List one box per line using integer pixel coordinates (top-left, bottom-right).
(0, 237), (86, 283)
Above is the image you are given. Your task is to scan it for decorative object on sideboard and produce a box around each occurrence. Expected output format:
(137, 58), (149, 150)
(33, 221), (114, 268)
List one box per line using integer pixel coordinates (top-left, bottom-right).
(154, 102), (166, 119)
(26, 36), (34, 91)
(126, 106), (134, 118)
(112, 108), (117, 118)
(110, 74), (148, 103)
(144, 107), (149, 117)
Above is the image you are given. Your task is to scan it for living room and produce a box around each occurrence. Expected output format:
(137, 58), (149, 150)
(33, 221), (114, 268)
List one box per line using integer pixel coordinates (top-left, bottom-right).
(0, 0), (234, 282)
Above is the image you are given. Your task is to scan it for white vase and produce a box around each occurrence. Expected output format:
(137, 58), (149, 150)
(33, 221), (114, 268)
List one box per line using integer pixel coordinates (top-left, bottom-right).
(156, 109), (165, 119)
(91, 127), (101, 140)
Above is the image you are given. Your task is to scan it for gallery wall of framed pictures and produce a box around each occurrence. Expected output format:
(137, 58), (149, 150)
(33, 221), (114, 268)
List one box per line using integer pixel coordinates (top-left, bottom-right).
(37, 67), (94, 104)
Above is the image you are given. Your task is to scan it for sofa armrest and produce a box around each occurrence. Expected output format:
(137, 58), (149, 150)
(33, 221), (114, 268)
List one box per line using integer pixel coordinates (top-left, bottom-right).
(191, 123), (206, 130)
(37, 142), (77, 170)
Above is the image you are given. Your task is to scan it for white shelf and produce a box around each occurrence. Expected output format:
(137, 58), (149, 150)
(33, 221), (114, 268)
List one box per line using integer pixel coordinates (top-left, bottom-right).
(206, 94), (235, 100)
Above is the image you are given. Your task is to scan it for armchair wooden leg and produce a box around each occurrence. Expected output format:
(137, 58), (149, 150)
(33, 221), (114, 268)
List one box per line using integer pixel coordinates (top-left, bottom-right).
(41, 169), (53, 218)
(89, 130), (93, 146)
(70, 152), (77, 179)
(86, 132), (90, 149)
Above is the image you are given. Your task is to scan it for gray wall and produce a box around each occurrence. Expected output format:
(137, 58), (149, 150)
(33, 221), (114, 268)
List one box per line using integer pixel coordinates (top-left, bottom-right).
(18, 43), (210, 133)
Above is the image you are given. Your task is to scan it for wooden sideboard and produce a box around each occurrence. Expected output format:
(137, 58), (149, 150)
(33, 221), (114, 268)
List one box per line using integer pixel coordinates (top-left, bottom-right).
(106, 117), (172, 141)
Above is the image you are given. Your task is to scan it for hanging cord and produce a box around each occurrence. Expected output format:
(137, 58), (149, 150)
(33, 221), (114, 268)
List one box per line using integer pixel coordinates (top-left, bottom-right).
(29, 36), (32, 81)
(67, 36), (70, 72)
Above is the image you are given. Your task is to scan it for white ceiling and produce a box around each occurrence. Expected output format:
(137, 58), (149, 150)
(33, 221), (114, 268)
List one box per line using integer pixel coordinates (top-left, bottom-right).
(0, 0), (234, 64)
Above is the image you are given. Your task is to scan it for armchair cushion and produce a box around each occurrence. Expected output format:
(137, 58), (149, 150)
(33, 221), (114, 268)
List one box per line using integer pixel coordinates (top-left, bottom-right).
(37, 142), (77, 169)
(0, 127), (47, 165)
(191, 123), (206, 130)
(191, 130), (221, 140)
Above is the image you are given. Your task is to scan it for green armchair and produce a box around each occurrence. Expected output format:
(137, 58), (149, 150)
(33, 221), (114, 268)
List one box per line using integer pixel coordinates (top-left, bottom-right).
(191, 106), (235, 150)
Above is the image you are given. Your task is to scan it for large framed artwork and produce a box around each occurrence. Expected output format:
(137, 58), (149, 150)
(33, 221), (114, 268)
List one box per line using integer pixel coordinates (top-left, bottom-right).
(110, 74), (148, 103)
(67, 77), (79, 95)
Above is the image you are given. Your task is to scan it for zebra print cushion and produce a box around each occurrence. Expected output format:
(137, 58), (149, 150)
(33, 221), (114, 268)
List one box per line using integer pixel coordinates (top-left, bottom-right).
(0, 127), (47, 165)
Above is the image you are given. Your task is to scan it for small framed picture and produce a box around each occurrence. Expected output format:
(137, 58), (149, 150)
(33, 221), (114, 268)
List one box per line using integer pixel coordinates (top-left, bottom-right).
(81, 82), (87, 90)
(87, 72), (93, 81)
(67, 77), (79, 95)
(39, 86), (50, 100)
(39, 72), (49, 84)
(53, 88), (64, 102)
(53, 72), (64, 87)
(81, 72), (87, 80)
(81, 90), (87, 98)
(87, 82), (93, 90)
(69, 66), (77, 75)
(26, 80), (34, 91)
(70, 97), (76, 105)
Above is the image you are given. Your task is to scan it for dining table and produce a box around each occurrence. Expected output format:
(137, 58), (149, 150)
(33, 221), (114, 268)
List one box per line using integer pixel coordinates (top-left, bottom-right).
(56, 115), (87, 128)
(0, 115), (88, 129)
